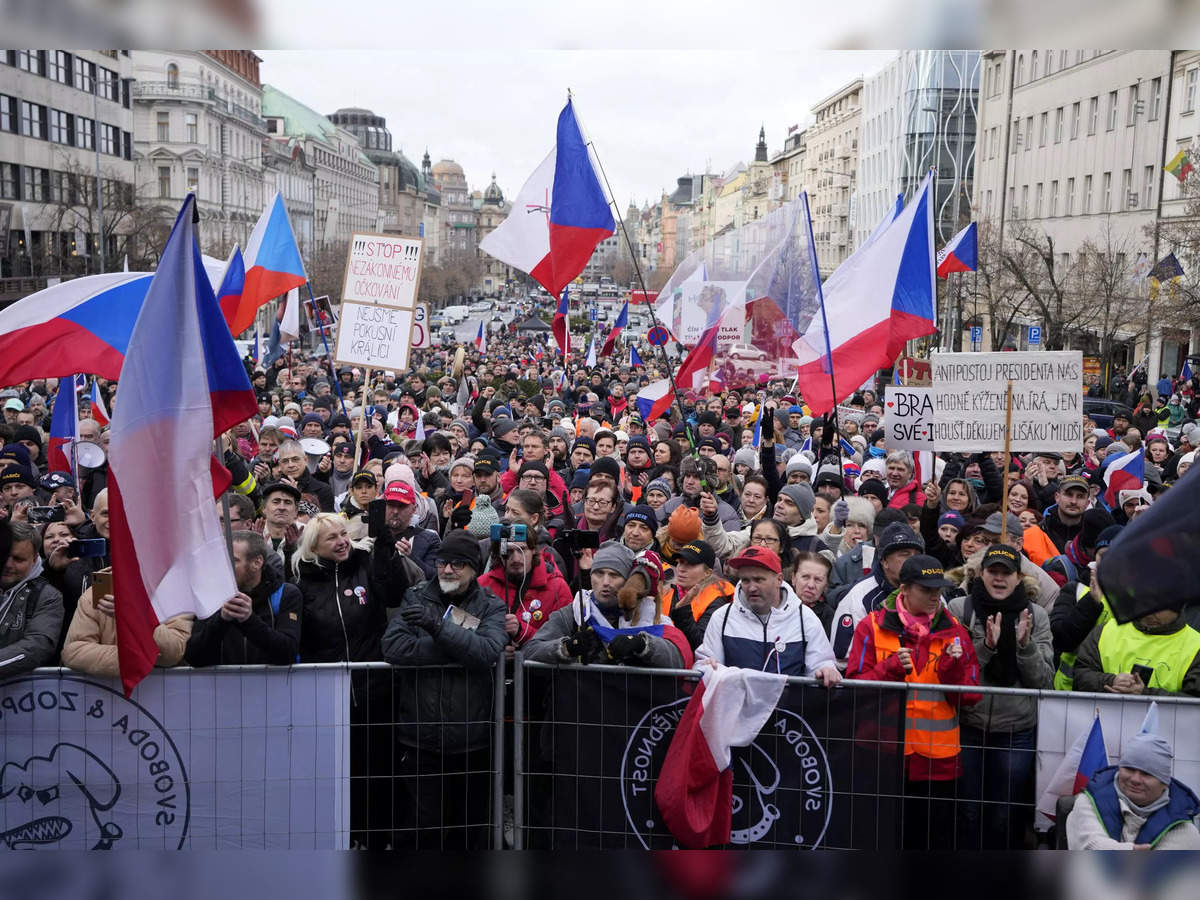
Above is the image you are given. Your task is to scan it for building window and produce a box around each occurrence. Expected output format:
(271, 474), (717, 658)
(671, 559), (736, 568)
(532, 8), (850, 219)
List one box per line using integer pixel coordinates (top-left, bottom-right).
(1049, 180), (1059, 216)
(1102, 171), (1112, 211)
(76, 116), (93, 150)
(48, 50), (70, 83)
(187, 167), (199, 196)
(0, 95), (13, 133)
(1088, 96), (1098, 134)
(1143, 165), (1155, 208)
(48, 109), (69, 144)
(1034, 182), (1044, 217)
(22, 166), (47, 202)
(1083, 175), (1093, 213)
(1016, 54), (1025, 84)
(1186, 69), (1198, 113)
(1054, 107), (1064, 143)
(167, 63), (179, 88)
(1020, 184), (1029, 217)
(98, 67), (118, 102)
(185, 113), (197, 143)
(16, 50), (42, 75)
(1122, 169), (1133, 208)
(1066, 177), (1075, 215)
(1031, 51), (1039, 78)
(1127, 84), (1140, 126)
(1039, 111), (1048, 146)
(1106, 91), (1118, 130)
(0, 163), (17, 200)
(1149, 77), (1162, 120)
(1044, 49), (1052, 76)
(99, 123), (116, 155)
(156, 111), (169, 141)
(19, 101), (44, 139)
(1070, 102), (1080, 139)
(158, 166), (171, 199)
(74, 57), (94, 93)
(1024, 116), (1033, 151)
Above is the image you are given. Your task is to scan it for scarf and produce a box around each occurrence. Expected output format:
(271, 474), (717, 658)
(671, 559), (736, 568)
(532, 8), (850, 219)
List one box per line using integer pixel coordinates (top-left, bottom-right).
(1115, 781), (1172, 827)
(968, 577), (1028, 686)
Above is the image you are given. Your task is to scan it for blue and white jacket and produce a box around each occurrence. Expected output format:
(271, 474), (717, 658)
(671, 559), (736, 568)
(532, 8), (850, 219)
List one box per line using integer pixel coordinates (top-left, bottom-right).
(695, 582), (837, 677)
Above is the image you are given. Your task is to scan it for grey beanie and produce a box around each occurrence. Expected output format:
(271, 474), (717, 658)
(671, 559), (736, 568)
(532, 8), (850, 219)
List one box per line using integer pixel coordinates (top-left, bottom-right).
(785, 455), (814, 477)
(645, 478), (672, 499)
(778, 483), (815, 520)
(592, 540), (635, 578)
(733, 447), (758, 470)
(1119, 730), (1174, 785)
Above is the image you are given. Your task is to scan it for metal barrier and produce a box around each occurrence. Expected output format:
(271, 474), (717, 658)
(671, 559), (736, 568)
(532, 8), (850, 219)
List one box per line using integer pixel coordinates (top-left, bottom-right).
(512, 656), (1200, 850)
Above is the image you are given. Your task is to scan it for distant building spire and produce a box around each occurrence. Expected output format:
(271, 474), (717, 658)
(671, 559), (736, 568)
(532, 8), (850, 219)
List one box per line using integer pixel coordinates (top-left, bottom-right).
(755, 125), (768, 162)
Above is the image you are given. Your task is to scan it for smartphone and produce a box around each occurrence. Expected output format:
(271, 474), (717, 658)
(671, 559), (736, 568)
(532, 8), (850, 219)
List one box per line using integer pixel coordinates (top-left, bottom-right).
(66, 538), (108, 558)
(564, 529), (600, 552)
(91, 568), (113, 600)
(367, 498), (387, 539)
(27, 506), (65, 524)
(1131, 664), (1155, 686)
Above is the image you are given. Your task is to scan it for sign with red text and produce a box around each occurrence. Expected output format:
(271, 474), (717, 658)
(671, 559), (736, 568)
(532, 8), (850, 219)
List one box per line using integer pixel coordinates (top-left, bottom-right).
(333, 301), (416, 371)
(340, 233), (424, 310)
(883, 386), (936, 452)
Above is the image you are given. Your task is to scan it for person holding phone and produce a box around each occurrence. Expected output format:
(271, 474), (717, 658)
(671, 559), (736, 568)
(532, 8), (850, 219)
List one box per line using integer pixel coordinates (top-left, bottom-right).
(0, 522), (63, 675)
(1073, 593), (1200, 697)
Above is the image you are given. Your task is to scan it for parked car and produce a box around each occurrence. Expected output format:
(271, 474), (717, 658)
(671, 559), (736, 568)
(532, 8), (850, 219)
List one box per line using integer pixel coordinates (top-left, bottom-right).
(729, 345), (769, 362)
(1083, 398), (1133, 429)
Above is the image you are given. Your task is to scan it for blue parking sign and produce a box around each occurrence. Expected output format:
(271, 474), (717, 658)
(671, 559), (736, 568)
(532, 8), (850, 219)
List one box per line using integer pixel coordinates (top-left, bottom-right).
(970, 326), (982, 344)
(1029, 325), (1042, 345)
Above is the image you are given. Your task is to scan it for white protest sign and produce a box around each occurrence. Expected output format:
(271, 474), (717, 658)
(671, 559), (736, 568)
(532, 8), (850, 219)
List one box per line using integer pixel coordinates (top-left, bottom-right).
(883, 386), (935, 451)
(410, 303), (432, 348)
(341, 233), (423, 309)
(930, 351), (1084, 453)
(333, 301), (416, 370)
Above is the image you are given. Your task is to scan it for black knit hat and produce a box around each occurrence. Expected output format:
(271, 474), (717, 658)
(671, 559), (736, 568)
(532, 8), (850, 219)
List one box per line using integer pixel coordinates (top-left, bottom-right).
(437, 529), (482, 573)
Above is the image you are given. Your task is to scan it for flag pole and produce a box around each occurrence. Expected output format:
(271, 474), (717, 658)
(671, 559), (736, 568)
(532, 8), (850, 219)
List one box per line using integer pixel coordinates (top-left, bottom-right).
(574, 99), (694, 445)
(353, 367), (372, 467)
(303, 282), (349, 418)
(1000, 379), (1014, 546)
(799, 191), (844, 478)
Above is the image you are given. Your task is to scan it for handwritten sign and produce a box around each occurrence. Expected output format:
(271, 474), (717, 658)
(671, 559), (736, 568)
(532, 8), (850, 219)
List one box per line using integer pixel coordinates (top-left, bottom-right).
(333, 301), (416, 370)
(883, 386), (936, 451)
(410, 304), (431, 348)
(340, 233), (423, 309)
(929, 351), (1084, 453)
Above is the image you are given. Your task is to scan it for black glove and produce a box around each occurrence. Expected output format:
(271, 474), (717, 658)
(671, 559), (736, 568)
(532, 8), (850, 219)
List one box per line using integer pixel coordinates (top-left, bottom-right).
(400, 599), (443, 635)
(761, 407), (775, 440)
(607, 632), (648, 662)
(561, 626), (603, 662)
(450, 504), (473, 529)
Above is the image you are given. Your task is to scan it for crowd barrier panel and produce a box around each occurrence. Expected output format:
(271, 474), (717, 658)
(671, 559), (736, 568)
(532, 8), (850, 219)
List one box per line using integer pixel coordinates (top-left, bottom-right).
(512, 656), (1200, 850)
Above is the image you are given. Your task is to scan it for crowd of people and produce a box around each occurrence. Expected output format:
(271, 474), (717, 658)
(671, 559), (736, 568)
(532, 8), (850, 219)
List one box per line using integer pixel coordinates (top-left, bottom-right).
(0, 300), (1197, 850)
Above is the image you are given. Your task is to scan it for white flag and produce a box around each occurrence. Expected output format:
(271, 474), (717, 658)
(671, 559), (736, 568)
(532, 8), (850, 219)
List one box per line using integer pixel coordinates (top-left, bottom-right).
(280, 288), (300, 342)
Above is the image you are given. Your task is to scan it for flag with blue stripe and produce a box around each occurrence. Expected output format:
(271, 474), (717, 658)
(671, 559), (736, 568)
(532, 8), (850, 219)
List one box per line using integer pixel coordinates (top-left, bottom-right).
(752, 402), (764, 448)
(630, 345), (643, 367)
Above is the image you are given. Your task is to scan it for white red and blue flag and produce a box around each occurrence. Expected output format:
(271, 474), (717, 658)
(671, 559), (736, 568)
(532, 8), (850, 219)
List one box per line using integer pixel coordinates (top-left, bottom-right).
(1103, 449), (1145, 507)
(600, 300), (628, 356)
(46, 377), (78, 475)
(936, 221), (978, 277)
(226, 192), (308, 336)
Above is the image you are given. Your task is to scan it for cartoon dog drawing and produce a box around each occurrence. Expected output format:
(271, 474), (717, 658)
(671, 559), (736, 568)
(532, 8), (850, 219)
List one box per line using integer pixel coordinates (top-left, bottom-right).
(0, 743), (123, 849)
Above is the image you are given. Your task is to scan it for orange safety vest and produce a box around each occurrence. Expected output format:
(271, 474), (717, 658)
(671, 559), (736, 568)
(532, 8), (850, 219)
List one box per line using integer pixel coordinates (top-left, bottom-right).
(866, 617), (962, 760)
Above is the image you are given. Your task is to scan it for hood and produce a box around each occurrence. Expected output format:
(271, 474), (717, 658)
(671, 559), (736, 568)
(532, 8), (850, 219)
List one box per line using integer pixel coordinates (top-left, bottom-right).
(948, 549), (1041, 596)
(0, 556), (45, 615)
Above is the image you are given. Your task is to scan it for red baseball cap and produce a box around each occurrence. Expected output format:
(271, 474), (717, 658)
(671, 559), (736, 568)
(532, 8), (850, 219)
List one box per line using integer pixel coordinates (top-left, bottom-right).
(383, 481), (416, 505)
(727, 545), (782, 574)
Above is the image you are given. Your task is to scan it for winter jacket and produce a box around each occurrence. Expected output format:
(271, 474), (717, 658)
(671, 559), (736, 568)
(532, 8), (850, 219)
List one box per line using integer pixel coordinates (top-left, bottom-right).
(1050, 580), (1109, 657)
(185, 568), (303, 667)
(1021, 523), (1060, 568)
(946, 548), (1061, 611)
(918, 502), (960, 569)
(662, 493), (741, 532)
(381, 576), (507, 752)
(294, 469), (335, 512)
(478, 554), (573, 646)
(829, 564), (897, 665)
(695, 582), (838, 677)
(827, 542), (874, 606)
(1068, 767), (1200, 849)
(1073, 614), (1200, 696)
(667, 576), (735, 649)
(945, 581), (1054, 733)
(523, 593), (689, 668)
(295, 547), (391, 663)
(62, 586), (190, 677)
(887, 478), (922, 508)
(0, 562), (64, 677)
(1041, 508), (1083, 554)
(392, 524), (442, 580)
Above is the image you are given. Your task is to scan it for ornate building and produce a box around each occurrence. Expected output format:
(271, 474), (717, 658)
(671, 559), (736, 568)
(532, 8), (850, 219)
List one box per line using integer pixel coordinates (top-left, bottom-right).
(475, 173), (510, 293)
(430, 158), (475, 257)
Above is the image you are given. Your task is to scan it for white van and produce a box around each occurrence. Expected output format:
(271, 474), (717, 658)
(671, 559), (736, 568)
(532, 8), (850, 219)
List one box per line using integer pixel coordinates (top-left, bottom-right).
(443, 304), (470, 324)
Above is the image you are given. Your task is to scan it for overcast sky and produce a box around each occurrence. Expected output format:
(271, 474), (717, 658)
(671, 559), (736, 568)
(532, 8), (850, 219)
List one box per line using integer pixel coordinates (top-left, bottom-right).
(257, 48), (896, 210)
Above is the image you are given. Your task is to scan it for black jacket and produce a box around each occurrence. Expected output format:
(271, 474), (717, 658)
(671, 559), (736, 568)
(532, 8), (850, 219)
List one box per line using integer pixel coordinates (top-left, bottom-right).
(295, 470), (335, 512)
(381, 577), (506, 752)
(296, 547), (392, 663)
(186, 566), (303, 666)
(1041, 507), (1082, 554)
(1049, 580), (1107, 656)
(0, 572), (63, 675)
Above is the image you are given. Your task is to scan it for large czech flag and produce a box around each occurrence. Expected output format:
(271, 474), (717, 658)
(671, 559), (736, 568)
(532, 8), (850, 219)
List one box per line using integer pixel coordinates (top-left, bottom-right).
(223, 192), (308, 336)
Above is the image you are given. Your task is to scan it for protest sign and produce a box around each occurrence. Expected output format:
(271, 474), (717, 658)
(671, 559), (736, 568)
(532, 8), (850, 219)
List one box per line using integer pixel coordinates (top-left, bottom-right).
(410, 304), (432, 348)
(333, 301), (416, 370)
(929, 351), (1083, 453)
(340, 233), (423, 309)
(883, 386), (935, 451)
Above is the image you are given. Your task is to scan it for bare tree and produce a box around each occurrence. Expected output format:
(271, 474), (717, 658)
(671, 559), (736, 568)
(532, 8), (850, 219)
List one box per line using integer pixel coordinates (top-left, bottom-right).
(1075, 221), (1150, 380)
(970, 219), (1032, 350)
(1143, 170), (1200, 329)
(1001, 221), (1093, 350)
(307, 243), (348, 303)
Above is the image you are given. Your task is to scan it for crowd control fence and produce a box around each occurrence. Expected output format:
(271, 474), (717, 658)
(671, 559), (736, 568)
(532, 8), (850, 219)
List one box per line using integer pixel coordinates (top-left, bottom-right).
(2, 659), (1197, 849)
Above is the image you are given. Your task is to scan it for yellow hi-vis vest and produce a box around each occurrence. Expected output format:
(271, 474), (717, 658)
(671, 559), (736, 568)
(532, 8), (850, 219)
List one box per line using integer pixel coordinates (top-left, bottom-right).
(1096, 618), (1200, 694)
(1054, 584), (1111, 691)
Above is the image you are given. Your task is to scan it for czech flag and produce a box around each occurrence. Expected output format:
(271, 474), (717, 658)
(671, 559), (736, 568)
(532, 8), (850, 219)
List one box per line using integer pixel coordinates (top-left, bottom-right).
(108, 195), (256, 696)
(1103, 448), (1145, 507)
(88, 380), (110, 427)
(600, 300), (628, 357)
(793, 174), (937, 414)
(478, 99), (615, 298)
(585, 334), (597, 368)
(47, 377), (78, 475)
(552, 288), (570, 356)
(636, 379), (674, 422)
(1035, 715), (1107, 826)
(935, 221), (977, 277)
(225, 192), (308, 337)
(630, 345), (643, 368)
(654, 666), (787, 849)
(474, 320), (487, 353)
(1182, 360), (1194, 382)
(678, 320), (720, 393)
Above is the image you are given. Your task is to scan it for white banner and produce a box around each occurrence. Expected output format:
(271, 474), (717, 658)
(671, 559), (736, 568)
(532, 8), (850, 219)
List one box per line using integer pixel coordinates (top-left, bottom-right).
(0, 668), (349, 849)
(883, 386), (936, 452)
(333, 301), (416, 371)
(341, 232), (423, 309)
(1035, 693), (1200, 832)
(929, 351), (1084, 453)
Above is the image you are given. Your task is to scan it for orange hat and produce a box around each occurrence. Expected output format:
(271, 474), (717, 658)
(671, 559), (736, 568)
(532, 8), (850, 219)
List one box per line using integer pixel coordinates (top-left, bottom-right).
(667, 505), (702, 544)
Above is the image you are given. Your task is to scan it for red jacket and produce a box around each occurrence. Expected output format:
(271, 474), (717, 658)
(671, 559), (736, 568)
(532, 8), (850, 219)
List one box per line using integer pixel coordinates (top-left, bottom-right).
(887, 478), (923, 509)
(478, 554), (573, 646)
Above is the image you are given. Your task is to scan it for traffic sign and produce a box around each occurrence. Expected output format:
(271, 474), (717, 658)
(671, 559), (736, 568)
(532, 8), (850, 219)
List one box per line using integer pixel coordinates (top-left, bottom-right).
(647, 326), (669, 346)
(970, 326), (982, 344)
(1028, 325), (1042, 345)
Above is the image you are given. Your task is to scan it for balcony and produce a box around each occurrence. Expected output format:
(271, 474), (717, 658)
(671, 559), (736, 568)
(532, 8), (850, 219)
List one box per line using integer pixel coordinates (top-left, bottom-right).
(133, 82), (266, 131)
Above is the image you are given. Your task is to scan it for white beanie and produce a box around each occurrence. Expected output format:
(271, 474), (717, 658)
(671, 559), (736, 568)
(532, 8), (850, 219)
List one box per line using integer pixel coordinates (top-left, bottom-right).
(862, 457), (887, 477)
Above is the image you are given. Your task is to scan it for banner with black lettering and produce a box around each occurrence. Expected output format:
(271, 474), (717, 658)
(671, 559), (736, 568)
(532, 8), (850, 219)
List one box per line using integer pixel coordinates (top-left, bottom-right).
(519, 664), (906, 849)
(0, 668), (349, 849)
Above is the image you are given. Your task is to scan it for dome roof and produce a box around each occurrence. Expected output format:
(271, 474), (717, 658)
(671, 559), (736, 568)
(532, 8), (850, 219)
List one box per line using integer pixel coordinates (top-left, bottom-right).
(483, 173), (504, 204)
(431, 159), (464, 177)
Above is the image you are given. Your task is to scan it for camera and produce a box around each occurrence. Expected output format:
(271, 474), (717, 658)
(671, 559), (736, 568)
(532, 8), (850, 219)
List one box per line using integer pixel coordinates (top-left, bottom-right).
(27, 506), (65, 524)
(489, 523), (527, 543)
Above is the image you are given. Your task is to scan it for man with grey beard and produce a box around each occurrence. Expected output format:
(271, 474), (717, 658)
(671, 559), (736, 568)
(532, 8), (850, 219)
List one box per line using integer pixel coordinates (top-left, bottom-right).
(381, 529), (506, 848)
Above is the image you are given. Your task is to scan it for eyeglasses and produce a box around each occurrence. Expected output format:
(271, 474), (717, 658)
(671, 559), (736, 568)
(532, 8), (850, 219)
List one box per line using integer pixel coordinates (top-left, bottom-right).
(585, 497), (613, 507)
(435, 559), (469, 572)
(520, 474), (547, 482)
(750, 535), (780, 546)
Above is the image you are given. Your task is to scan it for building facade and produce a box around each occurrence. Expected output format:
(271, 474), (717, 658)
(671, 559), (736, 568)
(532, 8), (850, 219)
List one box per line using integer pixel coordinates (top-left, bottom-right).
(806, 78), (862, 273)
(475, 174), (511, 294)
(0, 49), (136, 289)
(261, 131), (315, 264)
(430, 159), (475, 259)
(131, 50), (266, 255)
